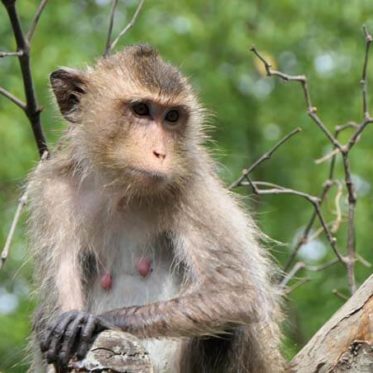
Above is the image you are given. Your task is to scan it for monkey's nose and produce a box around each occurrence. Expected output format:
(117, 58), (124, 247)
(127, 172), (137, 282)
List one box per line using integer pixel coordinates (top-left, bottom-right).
(153, 150), (166, 160)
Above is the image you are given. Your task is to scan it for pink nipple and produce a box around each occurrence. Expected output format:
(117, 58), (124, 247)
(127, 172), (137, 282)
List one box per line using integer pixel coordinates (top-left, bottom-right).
(101, 272), (113, 290)
(136, 257), (152, 278)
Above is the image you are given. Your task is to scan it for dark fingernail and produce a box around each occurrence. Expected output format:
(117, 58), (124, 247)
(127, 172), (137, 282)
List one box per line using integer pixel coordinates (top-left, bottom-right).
(46, 352), (56, 363)
(59, 352), (68, 366)
(76, 346), (87, 360)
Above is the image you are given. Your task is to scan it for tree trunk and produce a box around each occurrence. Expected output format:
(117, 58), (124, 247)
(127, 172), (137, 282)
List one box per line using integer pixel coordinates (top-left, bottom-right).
(289, 274), (373, 372)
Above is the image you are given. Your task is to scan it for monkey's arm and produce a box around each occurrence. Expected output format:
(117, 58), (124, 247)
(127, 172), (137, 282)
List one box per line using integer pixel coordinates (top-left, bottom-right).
(29, 173), (86, 364)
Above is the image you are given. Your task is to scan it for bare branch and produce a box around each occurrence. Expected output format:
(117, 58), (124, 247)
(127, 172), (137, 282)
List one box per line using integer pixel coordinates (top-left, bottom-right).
(241, 179), (345, 263)
(331, 181), (343, 234)
(332, 289), (348, 301)
(356, 254), (371, 268)
(0, 86), (27, 110)
(315, 148), (340, 165)
(286, 277), (310, 294)
(1, 0), (48, 156)
(335, 121), (359, 134)
(229, 127), (301, 189)
(104, 0), (119, 57)
(280, 262), (305, 288)
(0, 191), (28, 270)
(0, 151), (48, 270)
(284, 126), (341, 273)
(109, 0), (145, 53)
(307, 258), (340, 272)
(26, 0), (48, 43)
(346, 27), (373, 151)
(280, 259), (340, 290)
(0, 50), (23, 58)
(250, 46), (341, 149)
(361, 25), (372, 121)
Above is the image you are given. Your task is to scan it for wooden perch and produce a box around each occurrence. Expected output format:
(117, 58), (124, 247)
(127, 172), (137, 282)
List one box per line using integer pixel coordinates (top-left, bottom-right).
(289, 274), (373, 372)
(68, 330), (153, 372)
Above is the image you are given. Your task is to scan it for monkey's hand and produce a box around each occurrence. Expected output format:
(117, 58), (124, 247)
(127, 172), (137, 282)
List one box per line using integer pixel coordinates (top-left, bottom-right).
(40, 310), (115, 368)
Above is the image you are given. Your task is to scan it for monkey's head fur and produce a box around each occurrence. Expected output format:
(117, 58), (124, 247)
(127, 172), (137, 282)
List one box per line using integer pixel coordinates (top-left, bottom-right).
(51, 45), (207, 200)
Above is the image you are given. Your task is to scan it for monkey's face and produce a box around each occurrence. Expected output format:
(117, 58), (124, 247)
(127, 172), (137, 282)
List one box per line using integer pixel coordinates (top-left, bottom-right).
(82, 94), (196, 195)
(50, 46), (204, 197)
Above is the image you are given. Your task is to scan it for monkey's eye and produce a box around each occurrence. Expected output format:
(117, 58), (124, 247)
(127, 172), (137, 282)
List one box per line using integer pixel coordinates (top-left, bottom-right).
(165, 109), (180, 123)
(132, 102), (150, 117)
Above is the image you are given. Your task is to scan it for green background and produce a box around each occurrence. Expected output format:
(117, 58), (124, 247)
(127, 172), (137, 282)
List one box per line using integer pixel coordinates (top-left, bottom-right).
(1, 0), (373, 371)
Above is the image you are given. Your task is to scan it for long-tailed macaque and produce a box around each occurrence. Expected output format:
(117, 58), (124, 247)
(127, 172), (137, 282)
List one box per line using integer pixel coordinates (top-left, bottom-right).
(28, 45), (283, 372)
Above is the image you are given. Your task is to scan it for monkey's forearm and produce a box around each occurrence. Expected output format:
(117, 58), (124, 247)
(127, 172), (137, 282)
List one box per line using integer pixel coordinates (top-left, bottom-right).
(101, 287), (257, 338)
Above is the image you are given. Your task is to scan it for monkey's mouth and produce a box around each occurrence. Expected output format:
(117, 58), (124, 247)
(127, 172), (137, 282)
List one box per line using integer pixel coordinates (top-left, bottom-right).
(127, 166), (170, 184)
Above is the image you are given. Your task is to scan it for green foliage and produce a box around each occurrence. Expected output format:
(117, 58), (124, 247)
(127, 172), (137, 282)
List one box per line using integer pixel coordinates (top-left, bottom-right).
(1, 0), (373, 371)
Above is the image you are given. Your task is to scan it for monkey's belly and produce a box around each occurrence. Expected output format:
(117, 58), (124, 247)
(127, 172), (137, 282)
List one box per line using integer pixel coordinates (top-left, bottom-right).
(88, 264), (179, 311)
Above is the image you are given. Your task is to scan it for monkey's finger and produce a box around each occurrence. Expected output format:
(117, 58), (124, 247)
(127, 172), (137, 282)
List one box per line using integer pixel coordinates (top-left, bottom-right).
(76, 315), (97, 360)
(58, 313), (86, 367)
(41, 312), (74, 352)
(46, 313), (76, 363)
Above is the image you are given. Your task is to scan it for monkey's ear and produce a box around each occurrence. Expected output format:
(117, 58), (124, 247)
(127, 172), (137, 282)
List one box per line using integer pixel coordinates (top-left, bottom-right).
(50, 68), (87, 123)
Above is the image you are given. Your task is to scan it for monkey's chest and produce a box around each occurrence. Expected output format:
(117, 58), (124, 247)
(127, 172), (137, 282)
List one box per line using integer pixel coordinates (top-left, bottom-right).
(86, 236), (180, 314)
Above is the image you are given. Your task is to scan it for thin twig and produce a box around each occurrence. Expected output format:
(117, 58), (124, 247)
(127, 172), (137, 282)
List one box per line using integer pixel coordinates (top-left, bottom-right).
(281, 258), (340, 290)
(0, 86), (27, 110)
(332, 289), (348, 301)
(280, 262), (305, 288)
(250, 46), (341, 149)
(109, 0), (145, 53)
(241, 180), (345, 263)
(342, 153), (357, 293)
(335, 121), (359, 133)
(361, 25), (372, 121)
(229, 127), (301, 189)
(307, 258), (340, 272)
(331, 181), (343, 233)
(286, 277), (310, 294)
(0, 151), (48, 270)
(345, 27), (373, 152)
(103, 0), (119, 57)
(0, 191), (28, 270)
(283, 126), (341, 272)
(26, 0), (48, 42)
(0, 50), (23, 58)
(356, 254), (371, 268)
(315, 148), (340, 165)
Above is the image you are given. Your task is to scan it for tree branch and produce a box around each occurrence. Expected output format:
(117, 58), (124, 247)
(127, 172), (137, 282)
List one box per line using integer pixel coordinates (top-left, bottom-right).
(107, 0), (145, 54)
(250, 46), (341, 149)
(0, 151), (48, 270)
(0, 50), (23, 58)
(26, 0), (48, 43)
(0, 86), (27, 110)
(229, 127), (301, 189)
(103, 0), (119, 57)
(1, 0), (48, 157)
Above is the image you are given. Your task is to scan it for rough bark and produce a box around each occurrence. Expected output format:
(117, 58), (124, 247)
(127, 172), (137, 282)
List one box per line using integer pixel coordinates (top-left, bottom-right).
(289, 274), (373, 373)
(68, 330), (153, 372)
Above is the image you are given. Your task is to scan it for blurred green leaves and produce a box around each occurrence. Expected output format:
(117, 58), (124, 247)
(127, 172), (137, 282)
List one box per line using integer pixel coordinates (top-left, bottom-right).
(1, 0), (373, 371)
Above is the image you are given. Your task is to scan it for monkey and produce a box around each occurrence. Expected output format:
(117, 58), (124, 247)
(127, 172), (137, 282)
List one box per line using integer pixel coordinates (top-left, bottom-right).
(27, 44), (284, 373)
